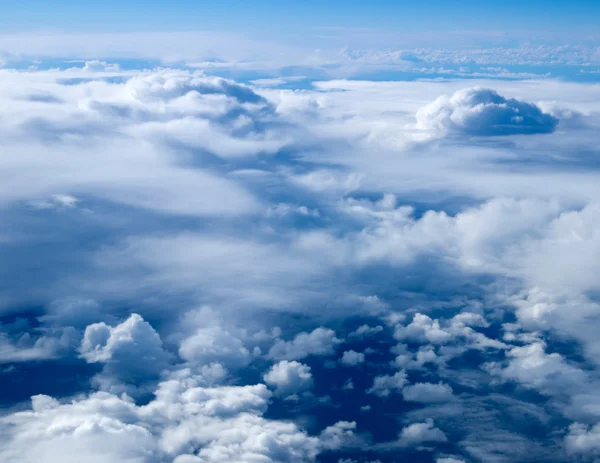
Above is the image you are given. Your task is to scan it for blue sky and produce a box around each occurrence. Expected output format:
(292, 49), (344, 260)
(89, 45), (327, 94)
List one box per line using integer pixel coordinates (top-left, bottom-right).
(3, 0), (600, 37)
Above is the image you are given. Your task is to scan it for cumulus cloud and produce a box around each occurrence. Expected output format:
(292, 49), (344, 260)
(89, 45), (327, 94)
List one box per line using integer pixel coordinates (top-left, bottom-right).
(397, 419), (447, 447)
(80, 314), (170, 393)
(268, 328), (341, 361)
(415, 87), (559, 136)
(566, 423), (600, 456)
(350, 324), (384, 338)
(319, 421), (358, 450)
(0, 374), (325, 463)
(402, 382), (454, 403)
(340, 350), (365, 366)
(367, 371), (408, 397)
(263, 360), (314, 395)
(485, 341), (585, 395)
(179, 325), (251, 370)
(2, 63), (600, 463)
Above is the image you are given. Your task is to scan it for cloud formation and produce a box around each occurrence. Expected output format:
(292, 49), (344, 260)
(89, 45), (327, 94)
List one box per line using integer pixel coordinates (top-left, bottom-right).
(1, 64), (600, 463)
(415, 87), (559, 136)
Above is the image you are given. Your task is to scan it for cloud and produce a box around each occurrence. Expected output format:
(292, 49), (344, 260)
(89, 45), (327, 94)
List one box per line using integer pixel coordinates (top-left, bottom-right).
(2, 65), (600, 463)
(416, 87), (559, 136)
(319, 421), (358, 450)
(263, 360), (314, 395)
(349, 324), (384, 338)
(367, 371), (408, 397)
(565, 423), (600, 456)
(340, 350), (365, 366)
(397, 419), (447, 447)
(80, 314), (170, 393)
(179, 325), (251, 370)
(78, 60), (121, 72)
(0, 373), (325, 463)
(268, 328), (341, 361)
(0, 328), (77, 363)
(485, 341), (586, 395)
(402, 382), (454, 403)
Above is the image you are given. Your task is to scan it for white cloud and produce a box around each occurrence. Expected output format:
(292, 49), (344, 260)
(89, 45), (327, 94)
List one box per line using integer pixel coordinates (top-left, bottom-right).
(3, 65), (600, 463)
(0, 326), (78, 363)
(566, 423), (600, 456)
(402, 383), (454, 403)
(319, 421), (358, 450)
(350, 324), (384, 338)
(485, 342), (586, 395)
(397, 419), (447, 447)
(367, 371), (408, 397)
(415, 87), (559, 137)
(179, 325), (250, 370)
(340, 350), (365, 366)
(0, 372), (322, 463)
(268, 327), (341, 361)
(263, 360), (313, 395)
(79, 60), (121, 72)
(394, 314), (453, 345)
(80, 314), (170, 393)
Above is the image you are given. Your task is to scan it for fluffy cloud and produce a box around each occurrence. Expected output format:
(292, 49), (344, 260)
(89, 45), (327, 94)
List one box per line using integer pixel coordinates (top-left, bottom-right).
(565, 423), (600, 456)
(0, 326), (78, 363)
(397, 419), (447, 447)
(340, 350), (365, 366)
(485, 341), (585, 395)
(367, 371), (408, 397)
(263, 360), (313, 395)
(268, 328), (341, 361)
(179, 325), (251, 370)
(80, 314), (170, 392)
(402, 382), (454, 403)
(2, 64), (600, 463)
(0, 373), (323, 463)
(319, 421), (358, 450)
(415, 87), (558, 136)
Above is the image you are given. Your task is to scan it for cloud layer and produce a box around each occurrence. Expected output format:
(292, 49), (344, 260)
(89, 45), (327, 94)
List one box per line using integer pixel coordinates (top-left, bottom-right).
(0, 63), (600, 463)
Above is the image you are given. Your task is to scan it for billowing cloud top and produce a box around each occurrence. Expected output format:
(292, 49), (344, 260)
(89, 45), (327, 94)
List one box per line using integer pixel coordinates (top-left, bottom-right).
(416, 87), (559, 136)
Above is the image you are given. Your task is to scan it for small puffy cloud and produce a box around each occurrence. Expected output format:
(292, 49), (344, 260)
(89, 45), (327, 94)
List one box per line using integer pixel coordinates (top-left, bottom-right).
(394, 345), (442, 371)
(179, 325), (251, 370)
(80, 314), (169, 392)
(350, 324), (384, 338)
(340, 350), (365, 366)
(80, 60), (120, 72)
(565, 422), (600, 456)
(134, 71), (262, 103)
(402, 382), (454, 403)
(437, 458), (467, 463)
(367, 371), (408, 397)
(397, 419), (448, 447)
(486, 341), (585, 395)
(319, 421), (358, 450)
(416, 87), (558, 136)
(263, 360), (313, 395)
(393, 313), (505, 358)
(30, 194), (80, 210)
(0, 326), (78, 363)
(268, 327), (341, 361)
(394, 314), (453, 345)
(30, 394), (60, 413)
